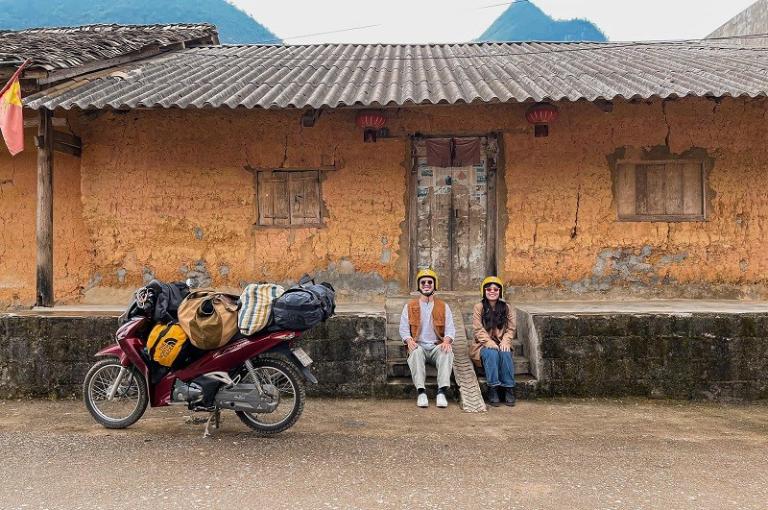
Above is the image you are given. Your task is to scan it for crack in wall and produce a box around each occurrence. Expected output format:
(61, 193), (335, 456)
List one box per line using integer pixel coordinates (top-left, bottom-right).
(570, 185), (581, 240)
(662, 100), (672, 147)
(280, 134), (289, 167)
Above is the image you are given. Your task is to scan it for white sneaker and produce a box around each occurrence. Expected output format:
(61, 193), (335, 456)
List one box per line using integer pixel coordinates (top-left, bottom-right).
(417, 393), (428, 407)
(436, 393), (448, 408)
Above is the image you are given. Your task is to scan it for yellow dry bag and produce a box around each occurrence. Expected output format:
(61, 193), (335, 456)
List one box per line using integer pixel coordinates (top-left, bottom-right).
(147, 322), (190, 368)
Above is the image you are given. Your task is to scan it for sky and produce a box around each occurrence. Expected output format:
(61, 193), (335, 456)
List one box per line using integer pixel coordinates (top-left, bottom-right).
(230, 0), (758, 44)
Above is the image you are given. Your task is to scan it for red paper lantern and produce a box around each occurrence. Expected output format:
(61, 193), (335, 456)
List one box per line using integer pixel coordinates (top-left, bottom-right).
(525, 103), (559, 137)
(356, 110), (387, 143)
(356, 110), (387, 130)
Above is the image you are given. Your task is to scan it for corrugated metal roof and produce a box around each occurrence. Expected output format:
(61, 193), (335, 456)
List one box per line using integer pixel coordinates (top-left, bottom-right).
(0, 23), (218, 72)
(24, 40), (768, 110)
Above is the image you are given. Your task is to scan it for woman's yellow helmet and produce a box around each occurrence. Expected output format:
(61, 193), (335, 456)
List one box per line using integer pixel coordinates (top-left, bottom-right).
(415, 268), (439, 290)
(481, 276), (504, 298)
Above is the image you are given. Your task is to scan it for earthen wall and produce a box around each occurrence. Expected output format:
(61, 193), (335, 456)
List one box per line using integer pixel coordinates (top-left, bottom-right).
(1, 97), (766, 306)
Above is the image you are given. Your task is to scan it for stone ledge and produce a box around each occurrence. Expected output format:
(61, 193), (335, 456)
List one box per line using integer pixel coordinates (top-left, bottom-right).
(0, 313), (387, 399)
(530, 312), (768, 401)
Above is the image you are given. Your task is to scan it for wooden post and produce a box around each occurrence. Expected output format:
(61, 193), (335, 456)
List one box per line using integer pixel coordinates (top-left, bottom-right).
(35, 108), (54, 307)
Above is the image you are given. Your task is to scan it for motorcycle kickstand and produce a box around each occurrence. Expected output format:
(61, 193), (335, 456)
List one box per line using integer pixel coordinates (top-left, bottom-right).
(203, 408), (222, 438)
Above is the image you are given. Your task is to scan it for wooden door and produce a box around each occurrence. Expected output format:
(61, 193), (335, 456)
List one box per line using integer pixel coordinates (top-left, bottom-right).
(413, 137), (492, 291)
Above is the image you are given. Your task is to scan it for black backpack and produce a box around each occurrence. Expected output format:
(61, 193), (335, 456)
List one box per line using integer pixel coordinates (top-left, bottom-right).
(147, 280), (190, 323)
(119, 280), (190, 325)
(270, 276), (335, 331)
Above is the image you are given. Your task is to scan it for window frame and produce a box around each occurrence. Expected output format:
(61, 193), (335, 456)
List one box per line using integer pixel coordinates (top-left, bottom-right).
(614, 158), (708, 223)
(254, 169), (324, 228)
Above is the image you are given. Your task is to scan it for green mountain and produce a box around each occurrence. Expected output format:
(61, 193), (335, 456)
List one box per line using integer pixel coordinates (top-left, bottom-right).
(478, 1), (606, 42)
(0, 0), (281, 44)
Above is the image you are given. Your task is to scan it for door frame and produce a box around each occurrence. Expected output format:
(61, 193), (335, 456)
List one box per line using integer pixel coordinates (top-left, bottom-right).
(407, 133), (502, 291)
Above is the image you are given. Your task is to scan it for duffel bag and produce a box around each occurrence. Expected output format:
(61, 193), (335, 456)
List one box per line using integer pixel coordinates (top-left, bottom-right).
(146, 322), (195, 369)
(177, 290), (240, 350)
(304, 281), (335, 320)
(238, 283), (285, 335)
(271, 279), (336, 331)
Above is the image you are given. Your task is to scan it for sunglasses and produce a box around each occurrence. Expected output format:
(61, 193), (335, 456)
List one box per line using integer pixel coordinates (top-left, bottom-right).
(485, 286), (501, 292)
(419, 280), (434, 286)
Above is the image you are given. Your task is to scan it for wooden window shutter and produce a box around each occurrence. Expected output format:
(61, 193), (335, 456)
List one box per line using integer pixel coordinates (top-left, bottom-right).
(258, 171), (290, 225)
(615, 162), (637, 218)
(616, 160), (704, 221)
(288, 171), (321, 225)
(681, 161), (704, 216)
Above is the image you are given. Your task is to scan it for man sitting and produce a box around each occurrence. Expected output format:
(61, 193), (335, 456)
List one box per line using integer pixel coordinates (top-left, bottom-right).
(399, 268), (456, 408)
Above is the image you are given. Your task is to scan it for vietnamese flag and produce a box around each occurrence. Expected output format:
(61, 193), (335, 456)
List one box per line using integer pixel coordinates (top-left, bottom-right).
(0, 61), (29, 156)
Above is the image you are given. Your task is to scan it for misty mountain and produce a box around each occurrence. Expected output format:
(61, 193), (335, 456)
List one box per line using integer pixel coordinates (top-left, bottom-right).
(0, 0), (281, 44)
(478, 1), (606, 42)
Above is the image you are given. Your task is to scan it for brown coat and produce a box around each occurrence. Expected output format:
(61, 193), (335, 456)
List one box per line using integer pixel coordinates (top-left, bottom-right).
(470, 301), (516, 366)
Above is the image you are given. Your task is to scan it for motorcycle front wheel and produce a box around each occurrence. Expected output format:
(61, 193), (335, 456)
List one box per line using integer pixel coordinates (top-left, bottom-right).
(83, 358), (148, 429)
(236, 357), (305, 435)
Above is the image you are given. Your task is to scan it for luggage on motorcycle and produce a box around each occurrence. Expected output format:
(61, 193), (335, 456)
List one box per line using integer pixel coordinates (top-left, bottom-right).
(146, 280), (190, 324)
(270, 276), (336, 331)
(118, 279), (190, 325)
(146, 322), (197, 369)
(177, 289), (240, 350)
(296, 274), (335, 320)
(238, 283), (285, 335)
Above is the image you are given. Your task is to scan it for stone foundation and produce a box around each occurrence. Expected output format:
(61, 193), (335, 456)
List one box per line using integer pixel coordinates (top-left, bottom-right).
(533, 313), (768, 400)
(2, 311), (767, 401)
(0, 313), (387, 399)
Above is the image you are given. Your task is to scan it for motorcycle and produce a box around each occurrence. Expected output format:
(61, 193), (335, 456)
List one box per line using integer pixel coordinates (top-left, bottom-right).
(82, 317), (316, 435)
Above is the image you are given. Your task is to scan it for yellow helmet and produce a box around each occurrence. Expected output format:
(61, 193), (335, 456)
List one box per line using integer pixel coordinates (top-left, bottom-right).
(481, 276), (504, 298)
(415, 268), (439, 290)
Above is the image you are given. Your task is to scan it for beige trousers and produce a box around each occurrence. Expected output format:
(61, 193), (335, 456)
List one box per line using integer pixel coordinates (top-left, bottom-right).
(407, 346), (454, 389)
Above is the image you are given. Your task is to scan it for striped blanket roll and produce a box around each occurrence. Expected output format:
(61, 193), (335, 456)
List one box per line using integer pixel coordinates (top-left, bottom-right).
(238, 283), (285, 335)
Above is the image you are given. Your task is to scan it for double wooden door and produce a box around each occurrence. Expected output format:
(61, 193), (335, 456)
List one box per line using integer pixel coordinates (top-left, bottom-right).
(411, 136), (497, 291)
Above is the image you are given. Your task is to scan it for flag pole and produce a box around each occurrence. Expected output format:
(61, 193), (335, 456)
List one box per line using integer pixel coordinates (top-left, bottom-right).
(0, 59), (30, 97)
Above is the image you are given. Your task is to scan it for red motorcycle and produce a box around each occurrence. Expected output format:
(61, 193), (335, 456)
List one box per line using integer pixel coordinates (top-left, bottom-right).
(83, 317), (316, 435)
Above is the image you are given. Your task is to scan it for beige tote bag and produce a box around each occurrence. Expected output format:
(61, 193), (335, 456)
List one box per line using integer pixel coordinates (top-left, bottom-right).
(177, 289), (240, 350)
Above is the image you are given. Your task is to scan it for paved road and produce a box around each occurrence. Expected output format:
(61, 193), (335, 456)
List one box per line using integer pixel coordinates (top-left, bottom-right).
(1, 398), (767, 510)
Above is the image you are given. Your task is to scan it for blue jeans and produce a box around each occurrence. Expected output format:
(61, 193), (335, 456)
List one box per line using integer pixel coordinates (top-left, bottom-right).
(480, 347), (515, 388)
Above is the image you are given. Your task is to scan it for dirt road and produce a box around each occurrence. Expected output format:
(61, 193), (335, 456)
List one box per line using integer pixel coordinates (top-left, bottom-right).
(0, 398), (766, 509)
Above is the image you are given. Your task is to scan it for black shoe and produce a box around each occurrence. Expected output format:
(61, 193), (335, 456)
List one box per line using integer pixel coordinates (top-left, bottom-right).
(504, 388), (516, 407)
(488, 387), (501, 407)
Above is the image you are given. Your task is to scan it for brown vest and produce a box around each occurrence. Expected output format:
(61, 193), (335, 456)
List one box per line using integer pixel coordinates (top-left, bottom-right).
(408, 298), (446, 341)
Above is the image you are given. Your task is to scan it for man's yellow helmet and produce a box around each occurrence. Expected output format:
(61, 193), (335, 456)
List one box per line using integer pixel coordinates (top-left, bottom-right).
(416, 268), (439, 290)
(481, 276), (504, 298)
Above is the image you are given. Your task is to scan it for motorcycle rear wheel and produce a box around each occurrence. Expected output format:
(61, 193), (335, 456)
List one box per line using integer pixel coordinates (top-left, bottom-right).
(83, 358), (148, 429)
(236, 357), (305, 435)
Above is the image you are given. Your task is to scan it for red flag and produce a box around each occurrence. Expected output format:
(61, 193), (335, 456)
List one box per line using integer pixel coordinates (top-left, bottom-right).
(0, 61), (29, 156)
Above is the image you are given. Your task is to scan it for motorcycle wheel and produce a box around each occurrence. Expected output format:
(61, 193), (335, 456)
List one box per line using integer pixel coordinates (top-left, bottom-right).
(83, 358), (148, 429)
(236, 357), (306, 435)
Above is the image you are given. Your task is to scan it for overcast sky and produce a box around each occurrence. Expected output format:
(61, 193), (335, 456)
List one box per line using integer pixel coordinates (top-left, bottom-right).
(230, 0), (757, 44)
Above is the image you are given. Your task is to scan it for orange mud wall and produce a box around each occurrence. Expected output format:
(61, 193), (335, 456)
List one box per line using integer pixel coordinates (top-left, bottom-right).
(0, 116), (89, 308)
(73, 108), (407, 304)
(499, 97), (768, 299)
(1, 96), (766, 307)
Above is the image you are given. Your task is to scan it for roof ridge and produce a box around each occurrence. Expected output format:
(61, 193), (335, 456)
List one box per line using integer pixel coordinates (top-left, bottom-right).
(14, 23), (216, 34)
(203, 40), (741, 50)
(214, 41), (601, 48)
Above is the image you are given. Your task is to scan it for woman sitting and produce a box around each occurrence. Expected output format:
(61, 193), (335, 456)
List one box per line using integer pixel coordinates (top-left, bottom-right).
(471, 276), (516, 407)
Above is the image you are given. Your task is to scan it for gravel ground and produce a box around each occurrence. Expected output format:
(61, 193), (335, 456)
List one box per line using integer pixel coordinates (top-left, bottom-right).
(0, 397), (767, 510)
